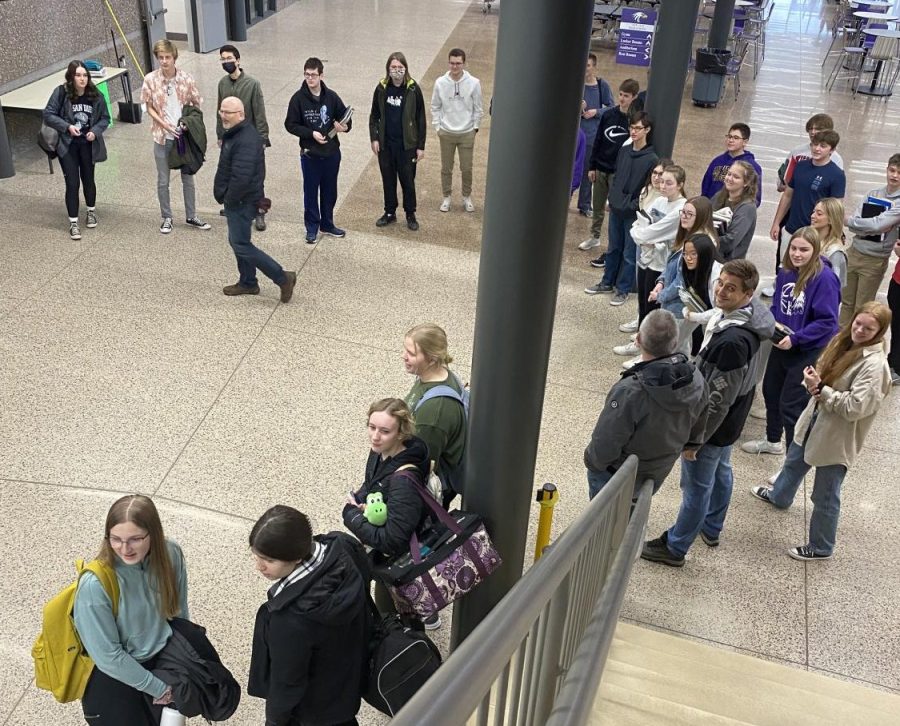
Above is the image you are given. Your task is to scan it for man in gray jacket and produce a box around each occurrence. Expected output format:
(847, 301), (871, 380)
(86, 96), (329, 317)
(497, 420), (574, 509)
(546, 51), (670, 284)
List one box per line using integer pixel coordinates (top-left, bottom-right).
(585, 309), (709, 499)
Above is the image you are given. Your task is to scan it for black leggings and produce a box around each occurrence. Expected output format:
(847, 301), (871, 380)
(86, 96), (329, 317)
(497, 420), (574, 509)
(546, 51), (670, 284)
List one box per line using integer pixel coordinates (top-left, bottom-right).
(763, 346), (822, 446)
(81, 655), (162, 725)
(636, 266), (661, 323)
(59, 141), (96, 218)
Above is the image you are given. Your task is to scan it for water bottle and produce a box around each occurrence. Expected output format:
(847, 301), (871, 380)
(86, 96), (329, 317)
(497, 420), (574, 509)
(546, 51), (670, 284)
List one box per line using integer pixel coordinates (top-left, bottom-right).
(160, 706), (186, 726)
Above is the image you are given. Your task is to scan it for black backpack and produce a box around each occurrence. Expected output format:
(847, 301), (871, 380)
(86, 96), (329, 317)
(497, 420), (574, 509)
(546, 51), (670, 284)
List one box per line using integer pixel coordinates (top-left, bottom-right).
(334, 530), (443, 716)
(363, 608), (442, 716)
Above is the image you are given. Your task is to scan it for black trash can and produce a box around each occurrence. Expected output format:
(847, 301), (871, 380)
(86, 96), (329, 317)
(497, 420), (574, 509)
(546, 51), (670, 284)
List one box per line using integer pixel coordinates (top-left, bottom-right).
(692, 47), (732, 107)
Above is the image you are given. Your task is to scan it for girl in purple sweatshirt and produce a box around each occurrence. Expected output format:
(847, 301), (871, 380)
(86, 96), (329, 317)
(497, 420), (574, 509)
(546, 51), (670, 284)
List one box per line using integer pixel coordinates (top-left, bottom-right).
(741, 227), (840, 455)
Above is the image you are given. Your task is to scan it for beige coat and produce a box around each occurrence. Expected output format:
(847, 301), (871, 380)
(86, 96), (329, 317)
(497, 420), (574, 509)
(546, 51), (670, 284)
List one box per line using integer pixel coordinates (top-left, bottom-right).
(795, 342), (891, 468)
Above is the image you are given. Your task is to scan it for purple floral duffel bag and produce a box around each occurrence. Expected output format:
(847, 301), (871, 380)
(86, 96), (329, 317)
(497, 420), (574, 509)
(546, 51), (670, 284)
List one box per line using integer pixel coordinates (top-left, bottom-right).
(374, 475), (502, 619)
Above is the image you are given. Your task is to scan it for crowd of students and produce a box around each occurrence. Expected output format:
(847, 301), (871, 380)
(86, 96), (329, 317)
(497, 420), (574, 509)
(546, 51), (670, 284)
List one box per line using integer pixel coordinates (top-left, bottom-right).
(35, 40), (900, 725)
(574, 68), (898, 566)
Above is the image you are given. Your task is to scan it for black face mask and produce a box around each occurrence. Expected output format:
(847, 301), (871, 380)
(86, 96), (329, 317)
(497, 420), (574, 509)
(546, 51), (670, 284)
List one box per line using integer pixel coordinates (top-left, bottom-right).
(222, 61), (238, 74)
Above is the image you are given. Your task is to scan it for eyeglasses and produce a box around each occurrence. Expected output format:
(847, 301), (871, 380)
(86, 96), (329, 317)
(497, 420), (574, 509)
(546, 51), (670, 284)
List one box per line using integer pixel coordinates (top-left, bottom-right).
(108, 533), (150, 548)
(629, 125), (647, 131)
(303, 71), (320, 78)
(651, 170), (664, 177)
(682, 250), (698, 258)
(680, 210), (696, 218)
(219, 109), (240, 115)
(725, 134), (745, 141)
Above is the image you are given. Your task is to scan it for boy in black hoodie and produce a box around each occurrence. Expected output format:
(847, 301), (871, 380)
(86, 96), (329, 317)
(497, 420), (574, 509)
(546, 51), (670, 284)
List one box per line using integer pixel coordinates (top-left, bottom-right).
(585, 110), (658, 307)
(580, 78), (640, 254)
(284, 57), (352, 244)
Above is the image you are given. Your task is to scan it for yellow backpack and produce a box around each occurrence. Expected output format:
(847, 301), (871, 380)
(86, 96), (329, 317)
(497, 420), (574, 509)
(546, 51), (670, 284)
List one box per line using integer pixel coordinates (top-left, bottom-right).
(32, 559), (120, 703)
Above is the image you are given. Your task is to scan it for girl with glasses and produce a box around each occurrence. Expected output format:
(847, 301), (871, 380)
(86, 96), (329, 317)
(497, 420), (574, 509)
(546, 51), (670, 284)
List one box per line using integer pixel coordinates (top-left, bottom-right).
(72, 495), (188, 724)
(651, 196), (720, 357)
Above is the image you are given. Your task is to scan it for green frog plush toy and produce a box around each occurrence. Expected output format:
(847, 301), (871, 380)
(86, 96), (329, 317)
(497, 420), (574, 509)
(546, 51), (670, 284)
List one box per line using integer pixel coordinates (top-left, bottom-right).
(364, 492), (388, 526)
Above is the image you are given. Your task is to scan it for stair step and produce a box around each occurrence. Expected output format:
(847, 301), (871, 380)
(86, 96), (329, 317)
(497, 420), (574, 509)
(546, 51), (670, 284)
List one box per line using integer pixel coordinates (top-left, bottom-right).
(590, 622), (900, 726)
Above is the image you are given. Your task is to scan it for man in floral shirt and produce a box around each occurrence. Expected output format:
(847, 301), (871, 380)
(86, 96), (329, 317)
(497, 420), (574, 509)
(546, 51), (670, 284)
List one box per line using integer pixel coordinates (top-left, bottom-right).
(140, 39), (211, 235)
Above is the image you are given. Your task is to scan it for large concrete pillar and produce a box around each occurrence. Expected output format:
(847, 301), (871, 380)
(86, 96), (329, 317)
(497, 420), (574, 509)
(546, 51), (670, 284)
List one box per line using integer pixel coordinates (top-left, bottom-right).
(450, 0), (594, 646)
(645, 0), (702, 159)
(709, 0), (737, 49)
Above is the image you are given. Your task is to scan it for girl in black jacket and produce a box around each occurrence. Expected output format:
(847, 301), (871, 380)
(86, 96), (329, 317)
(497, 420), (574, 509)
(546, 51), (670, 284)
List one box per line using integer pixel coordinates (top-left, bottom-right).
(342, 398), (433, 624)
(249, 506), (368, 726)
(42, 60), (110, 240)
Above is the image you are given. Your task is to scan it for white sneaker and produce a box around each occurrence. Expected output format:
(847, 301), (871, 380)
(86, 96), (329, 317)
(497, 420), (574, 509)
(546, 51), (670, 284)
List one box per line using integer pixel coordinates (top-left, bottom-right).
(766, 469), (781, 485)
(749, 405), (767, 420)
(579, 237), (602, 251)
(463, 196), (475, 212)
(622, 355), (641, 370)
(613, 342), (641, 356)
(619, 318), (639, 334)
(440, 197), (451, 212)
(740, 439), (785, 455)
(761, 286), (775, 298)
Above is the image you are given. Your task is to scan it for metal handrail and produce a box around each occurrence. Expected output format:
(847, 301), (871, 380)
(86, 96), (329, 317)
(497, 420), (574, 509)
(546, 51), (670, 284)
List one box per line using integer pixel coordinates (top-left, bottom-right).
(392, 456), (650, 726)
(546, 479), (653, 725)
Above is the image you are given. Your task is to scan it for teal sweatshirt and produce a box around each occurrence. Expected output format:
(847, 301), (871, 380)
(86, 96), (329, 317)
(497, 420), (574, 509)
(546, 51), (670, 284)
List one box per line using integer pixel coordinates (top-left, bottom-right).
(73, 539), (189, 698)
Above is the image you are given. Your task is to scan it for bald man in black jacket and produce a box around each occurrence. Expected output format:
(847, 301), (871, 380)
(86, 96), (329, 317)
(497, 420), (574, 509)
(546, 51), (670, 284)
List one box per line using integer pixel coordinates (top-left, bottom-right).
(215, 96), (296, 302)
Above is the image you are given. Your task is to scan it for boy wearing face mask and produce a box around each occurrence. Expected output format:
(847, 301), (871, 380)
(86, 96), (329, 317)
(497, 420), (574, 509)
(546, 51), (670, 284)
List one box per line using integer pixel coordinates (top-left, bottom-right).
(217, 45), (270, 230)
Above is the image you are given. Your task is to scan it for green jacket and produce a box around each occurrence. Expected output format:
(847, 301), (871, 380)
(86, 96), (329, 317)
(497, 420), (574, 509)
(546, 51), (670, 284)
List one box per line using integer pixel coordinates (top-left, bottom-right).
(168, 104), (207, 173)
(369, 77), (426, 152)
(403, 371), (466, 476)
(216, 71), (269, 143)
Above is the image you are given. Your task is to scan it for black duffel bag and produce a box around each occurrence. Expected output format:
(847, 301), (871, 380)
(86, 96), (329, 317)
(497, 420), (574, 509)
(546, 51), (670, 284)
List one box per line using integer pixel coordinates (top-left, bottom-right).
(364, 606), (442, 716)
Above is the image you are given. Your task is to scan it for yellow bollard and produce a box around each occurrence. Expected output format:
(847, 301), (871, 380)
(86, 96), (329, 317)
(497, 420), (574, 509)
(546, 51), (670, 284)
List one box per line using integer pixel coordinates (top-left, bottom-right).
(534, 483), (560, 561)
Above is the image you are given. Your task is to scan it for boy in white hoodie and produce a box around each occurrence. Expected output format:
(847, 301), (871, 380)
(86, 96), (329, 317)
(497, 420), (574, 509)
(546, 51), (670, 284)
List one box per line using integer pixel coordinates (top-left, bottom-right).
(431, 49), (483, 213)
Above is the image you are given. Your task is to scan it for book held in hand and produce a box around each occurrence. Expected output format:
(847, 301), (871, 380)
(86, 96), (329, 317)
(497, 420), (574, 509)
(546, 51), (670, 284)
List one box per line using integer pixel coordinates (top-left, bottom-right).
(327, 107), (353, 139)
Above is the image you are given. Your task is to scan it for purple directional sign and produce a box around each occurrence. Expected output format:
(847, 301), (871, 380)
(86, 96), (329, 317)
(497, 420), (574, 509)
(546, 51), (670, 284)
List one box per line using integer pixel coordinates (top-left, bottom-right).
(616, 8), (657, 67)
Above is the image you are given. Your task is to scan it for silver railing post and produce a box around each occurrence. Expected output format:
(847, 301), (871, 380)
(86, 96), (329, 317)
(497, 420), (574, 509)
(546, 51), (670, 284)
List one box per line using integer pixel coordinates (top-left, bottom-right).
(532, 575), (572, 724)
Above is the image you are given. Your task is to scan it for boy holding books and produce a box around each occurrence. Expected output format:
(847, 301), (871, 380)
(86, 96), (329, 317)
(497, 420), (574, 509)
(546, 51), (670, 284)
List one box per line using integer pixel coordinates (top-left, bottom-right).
(841, 154), (900, 326)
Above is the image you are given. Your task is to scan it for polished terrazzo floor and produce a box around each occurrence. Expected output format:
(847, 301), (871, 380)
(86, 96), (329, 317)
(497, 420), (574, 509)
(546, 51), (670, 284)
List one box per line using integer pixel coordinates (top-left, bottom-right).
(1, 1), (899, 724)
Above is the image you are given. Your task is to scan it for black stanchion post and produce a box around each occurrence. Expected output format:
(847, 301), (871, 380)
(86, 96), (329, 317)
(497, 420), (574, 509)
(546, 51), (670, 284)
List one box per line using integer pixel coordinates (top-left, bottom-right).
(450, 0), (594, 646)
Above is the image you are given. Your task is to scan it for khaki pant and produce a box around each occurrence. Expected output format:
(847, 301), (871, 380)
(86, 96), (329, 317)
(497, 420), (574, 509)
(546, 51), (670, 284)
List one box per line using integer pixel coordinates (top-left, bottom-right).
(438, 129), (476, 197)
(839, 246), (889, 326)
(590, 170), (613, 240)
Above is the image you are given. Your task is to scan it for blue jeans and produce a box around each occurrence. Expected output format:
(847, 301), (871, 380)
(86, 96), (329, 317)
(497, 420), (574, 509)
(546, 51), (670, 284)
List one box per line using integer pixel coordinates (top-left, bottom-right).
(601, 209), (637, 295)
(587, 468), (613, 499)
(300, 149), (341, 236)
(769, 437), (847, 556)
(224, 201), (285, 288)
(666, 444), (734, 557)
